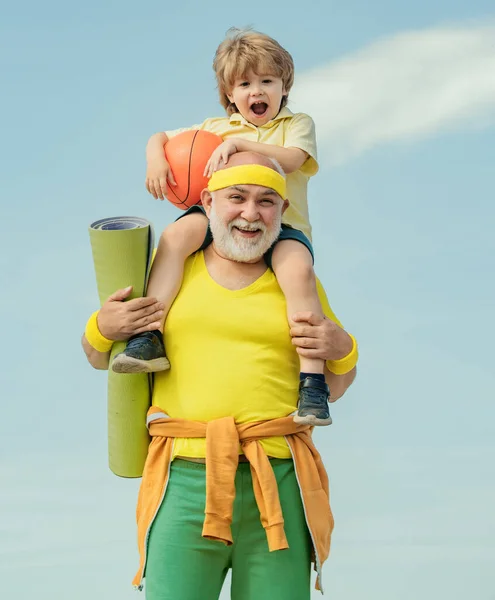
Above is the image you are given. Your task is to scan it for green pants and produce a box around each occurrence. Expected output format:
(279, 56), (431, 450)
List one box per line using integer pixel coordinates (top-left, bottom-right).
(145, 459), (312, 600)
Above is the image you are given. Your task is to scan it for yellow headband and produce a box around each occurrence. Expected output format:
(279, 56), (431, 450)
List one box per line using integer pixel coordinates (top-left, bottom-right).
(208, 165), (286, 199)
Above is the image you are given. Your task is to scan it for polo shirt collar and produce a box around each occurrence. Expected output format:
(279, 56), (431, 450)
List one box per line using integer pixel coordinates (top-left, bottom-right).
(229, 106), (294, 127)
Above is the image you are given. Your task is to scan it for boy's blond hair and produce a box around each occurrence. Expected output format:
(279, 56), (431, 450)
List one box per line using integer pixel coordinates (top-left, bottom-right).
(213, 28), (295, 115)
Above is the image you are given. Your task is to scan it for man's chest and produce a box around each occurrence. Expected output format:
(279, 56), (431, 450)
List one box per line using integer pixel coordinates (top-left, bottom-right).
(168, 280), (290, 348)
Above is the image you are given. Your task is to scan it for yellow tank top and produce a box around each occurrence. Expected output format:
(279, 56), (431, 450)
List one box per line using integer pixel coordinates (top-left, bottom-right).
(151, 251), (340, 458)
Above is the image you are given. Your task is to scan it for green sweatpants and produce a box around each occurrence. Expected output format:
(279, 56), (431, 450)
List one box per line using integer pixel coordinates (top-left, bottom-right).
(145, 458), (312, 600)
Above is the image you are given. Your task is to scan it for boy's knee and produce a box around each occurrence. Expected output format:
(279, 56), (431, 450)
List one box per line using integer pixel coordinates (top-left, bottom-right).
(272, 240), (315, 274)
(160, 213), (208, 249)
(160, 219), (187, 247)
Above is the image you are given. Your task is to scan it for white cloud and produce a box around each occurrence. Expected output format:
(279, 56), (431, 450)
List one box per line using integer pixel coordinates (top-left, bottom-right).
(290, 22), (495, 164)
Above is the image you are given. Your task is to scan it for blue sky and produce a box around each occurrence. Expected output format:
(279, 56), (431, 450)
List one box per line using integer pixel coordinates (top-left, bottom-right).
(1, 1), (494, 598)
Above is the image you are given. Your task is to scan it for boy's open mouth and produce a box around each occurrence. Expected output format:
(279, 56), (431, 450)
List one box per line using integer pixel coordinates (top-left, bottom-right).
(250, 102), (268, 117)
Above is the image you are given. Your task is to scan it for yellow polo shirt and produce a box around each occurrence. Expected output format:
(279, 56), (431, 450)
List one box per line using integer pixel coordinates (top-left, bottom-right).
(152, 251), (343, 459)
(165, 108), (318, 240)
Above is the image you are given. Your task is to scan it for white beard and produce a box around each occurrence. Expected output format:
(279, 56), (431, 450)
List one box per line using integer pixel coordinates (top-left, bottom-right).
(209, 205), (282, 262)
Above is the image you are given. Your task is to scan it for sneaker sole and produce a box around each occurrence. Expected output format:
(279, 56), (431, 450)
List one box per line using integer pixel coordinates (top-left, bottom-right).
(293, 414), (332, 427)
(111, 355), (170, 374)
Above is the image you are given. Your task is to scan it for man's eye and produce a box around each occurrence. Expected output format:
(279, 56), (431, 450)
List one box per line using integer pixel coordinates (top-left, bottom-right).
(231, 195), (243, 200)
(261, 199), (274, 205)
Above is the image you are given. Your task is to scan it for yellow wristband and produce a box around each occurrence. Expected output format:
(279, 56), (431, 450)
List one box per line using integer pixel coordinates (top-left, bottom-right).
(326, 334), (358, 375)
(84, 311), (114, 353)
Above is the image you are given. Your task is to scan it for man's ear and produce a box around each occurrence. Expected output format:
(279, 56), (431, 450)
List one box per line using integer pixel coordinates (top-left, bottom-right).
(281, 198), (290, 215)
(201, 189), (213, 217)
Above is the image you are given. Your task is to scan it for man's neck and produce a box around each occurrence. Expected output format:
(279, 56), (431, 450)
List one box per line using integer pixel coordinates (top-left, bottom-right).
(203, 244), (268, 291)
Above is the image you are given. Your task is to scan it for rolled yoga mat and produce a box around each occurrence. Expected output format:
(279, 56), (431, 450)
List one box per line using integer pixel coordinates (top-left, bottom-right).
(89, 216), (155, 478)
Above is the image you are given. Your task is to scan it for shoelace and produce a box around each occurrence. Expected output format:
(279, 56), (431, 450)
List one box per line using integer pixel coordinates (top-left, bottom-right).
(127, 333), (157, 350)
(301, 386), (328, 406)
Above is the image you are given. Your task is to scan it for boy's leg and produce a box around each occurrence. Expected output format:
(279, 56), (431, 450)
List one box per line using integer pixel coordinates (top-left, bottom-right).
(145, 460), (231, 600)
(230, 460), (312, 600)
(112, 209), (209, 374)
(147, 210), (209, 322)
(270, 238), (331, 426)
(271, 239), (324, 374)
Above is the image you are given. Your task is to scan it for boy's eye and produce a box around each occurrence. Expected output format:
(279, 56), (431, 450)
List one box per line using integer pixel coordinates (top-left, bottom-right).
(239, 81), (249, 87)
(262, 79), (272, 84)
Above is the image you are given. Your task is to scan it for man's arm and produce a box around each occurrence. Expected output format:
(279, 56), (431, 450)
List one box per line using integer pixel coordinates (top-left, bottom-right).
(325, 366), (357, 402)
(82, 334), (111, 370)
(82, 287), (164, 370)
(290, 311), (358, 401)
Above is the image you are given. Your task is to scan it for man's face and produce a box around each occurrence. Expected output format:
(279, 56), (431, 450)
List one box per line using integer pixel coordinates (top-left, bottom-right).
(207, 183), (285, 263)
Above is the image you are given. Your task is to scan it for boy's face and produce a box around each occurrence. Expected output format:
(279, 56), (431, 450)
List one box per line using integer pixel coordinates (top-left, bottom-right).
(227, 70), (286, 126)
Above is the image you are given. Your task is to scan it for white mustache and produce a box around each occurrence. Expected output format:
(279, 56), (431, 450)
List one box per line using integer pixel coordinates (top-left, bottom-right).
(229, 219), (267, 233)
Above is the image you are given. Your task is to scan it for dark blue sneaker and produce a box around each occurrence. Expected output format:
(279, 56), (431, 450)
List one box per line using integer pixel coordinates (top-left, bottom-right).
(293, 377), (332, 426)
(111, 330), (170, 374)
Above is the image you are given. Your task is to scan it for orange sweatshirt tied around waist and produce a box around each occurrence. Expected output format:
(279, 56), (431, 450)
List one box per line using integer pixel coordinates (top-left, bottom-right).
(133, 407), (334, 592)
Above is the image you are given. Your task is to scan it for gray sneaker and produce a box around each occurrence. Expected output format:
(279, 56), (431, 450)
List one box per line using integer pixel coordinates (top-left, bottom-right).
(111, 330), (170, 374)
(293, 377), (332, 426)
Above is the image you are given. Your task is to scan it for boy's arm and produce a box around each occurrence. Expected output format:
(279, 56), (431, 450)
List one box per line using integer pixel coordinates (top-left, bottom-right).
(211, 113), (318, 175)
(147, 118), (205, 159)
(146, 132), (170, 161)
(146, 117), (205, 159)
(146, 132), (175, 200)
(237, 113), (318, 174)
(228, 139), (308, 174)
(146, 120), (205, 199)
(204, 139), (308, 177)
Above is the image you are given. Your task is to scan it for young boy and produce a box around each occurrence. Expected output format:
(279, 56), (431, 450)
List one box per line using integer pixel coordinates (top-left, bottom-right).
(112, 28), (332, 426)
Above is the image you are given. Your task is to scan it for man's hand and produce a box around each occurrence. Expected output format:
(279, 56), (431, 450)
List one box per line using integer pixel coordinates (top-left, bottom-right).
(97, 286), (164, 341)
(204, 140), (239, 177)
(289, 312), (353, 361)
(145, 157), (177, 200)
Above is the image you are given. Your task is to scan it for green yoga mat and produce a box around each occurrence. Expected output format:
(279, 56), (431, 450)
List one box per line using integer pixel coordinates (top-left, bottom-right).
(89, 216), (155, 478)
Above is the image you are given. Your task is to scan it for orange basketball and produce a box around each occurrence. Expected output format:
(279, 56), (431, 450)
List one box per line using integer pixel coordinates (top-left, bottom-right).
(164, 130), (223, 209)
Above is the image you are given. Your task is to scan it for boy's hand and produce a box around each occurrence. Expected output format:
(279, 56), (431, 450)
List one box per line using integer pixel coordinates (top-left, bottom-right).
(204, 140), (239, 177)
(145, 157), (177, 201)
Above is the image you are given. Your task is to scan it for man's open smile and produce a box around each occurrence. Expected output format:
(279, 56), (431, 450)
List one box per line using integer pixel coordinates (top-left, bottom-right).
(233, 225), (262, 238)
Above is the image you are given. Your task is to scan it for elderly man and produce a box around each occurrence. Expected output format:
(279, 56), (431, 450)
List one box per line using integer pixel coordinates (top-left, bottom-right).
(82, 152), (357, 600)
